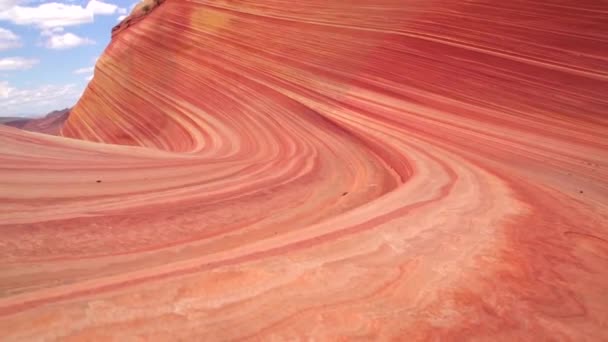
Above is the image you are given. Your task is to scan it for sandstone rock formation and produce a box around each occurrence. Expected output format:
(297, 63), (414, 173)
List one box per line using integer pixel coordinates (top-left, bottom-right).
(0, 0), (607, 340)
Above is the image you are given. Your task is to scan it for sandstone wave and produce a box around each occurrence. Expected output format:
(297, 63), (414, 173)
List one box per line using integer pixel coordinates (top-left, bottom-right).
(1, 0), (607, 340)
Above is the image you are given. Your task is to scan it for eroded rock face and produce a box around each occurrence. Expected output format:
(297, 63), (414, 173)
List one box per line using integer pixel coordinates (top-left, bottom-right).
(111, 0), (165, 37)
(1, 0), (608, 340)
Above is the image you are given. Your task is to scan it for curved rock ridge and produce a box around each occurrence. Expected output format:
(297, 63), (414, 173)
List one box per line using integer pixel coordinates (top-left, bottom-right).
(1, 0), (608, 339)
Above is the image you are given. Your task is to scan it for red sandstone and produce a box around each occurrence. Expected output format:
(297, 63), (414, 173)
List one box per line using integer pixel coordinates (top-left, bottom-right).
(0, 0), (607, 340)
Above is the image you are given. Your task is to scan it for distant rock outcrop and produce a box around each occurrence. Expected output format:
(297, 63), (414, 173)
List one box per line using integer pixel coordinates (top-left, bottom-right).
(1, 108), (70, 135)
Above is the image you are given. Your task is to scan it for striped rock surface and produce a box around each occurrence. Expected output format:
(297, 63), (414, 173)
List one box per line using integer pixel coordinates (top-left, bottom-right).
(1, 0), (608, 340)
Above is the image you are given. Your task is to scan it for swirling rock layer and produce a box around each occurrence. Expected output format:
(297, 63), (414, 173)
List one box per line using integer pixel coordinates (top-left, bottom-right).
(1, 0), (608, 340)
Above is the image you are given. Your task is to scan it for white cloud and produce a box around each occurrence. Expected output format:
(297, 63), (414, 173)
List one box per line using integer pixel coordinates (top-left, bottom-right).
(0, 57), (39, 70)
(44, 32), (94, 49)
(118, 7), (126, 14)
(0, 0), (120, 29)
(0, 80), (11, 98)
(74, 65), (95, 81)
(85, 0), (117, 15)
(0, 27), (20, 50)
(40, 26), (64, 36)
(117, 14), (126, 21)
(74, 65), (94, 74)
(0, 0), (18, 12)
(0, 3), (93, 28)
(0, 80), (81, 117)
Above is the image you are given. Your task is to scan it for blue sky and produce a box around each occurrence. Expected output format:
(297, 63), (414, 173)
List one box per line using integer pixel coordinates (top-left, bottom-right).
(0, 0), (136, 117)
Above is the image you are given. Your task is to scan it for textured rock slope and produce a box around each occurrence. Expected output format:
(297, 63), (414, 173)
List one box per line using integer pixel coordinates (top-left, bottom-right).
(1, 0), (608, 340)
